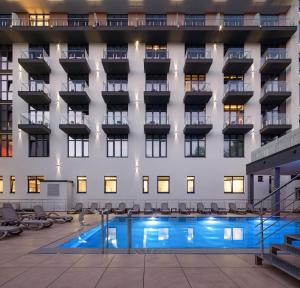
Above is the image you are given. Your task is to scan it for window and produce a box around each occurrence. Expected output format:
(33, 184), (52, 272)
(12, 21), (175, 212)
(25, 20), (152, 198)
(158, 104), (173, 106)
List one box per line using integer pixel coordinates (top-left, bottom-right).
(29, 135), (49, 157)
(184, 15), (205, 27)
(106, 105), (128, 124)
(10, 176), (15, 193)
(0, 176), (3, 193)
(77, 176), (87, 193)
(68, 135), (89, 157)
(107, 15), (128, 27)
(0, 134), (12, 157)
(28, 105), (49, 125)
(107, 135), (128, 158)
(104, 176), (117, 193)
(224, 15), (244, 27)
(29, 14), (50, 26)
(260, 15), (279, 27)
(145, 44), (167, 59)
(0, 15), (12, 27)
(0, 46), (12, 70)
(145, 75), (168, 92)
(185, 135), (206, 157)
(106, 45), (128, 59)
(143, 176), (149, 193)
(224, 176), (244, 193)
(157, 176), (170, 193)
(146, 15), (167, 26)
(67, 105), (89, 124)
(0, 74), (12, 100)
(28, 176), (44, 193)
(258, 176), (264, 183)
(145, 105), (168, 124)
(185, 105), (206, 125)
(224, 105), (245, 125)
(146, 135), (167, 158)
(185, 74), (205, 92)
(68, 14), (89, 27)
(0, 103), (12, 130)
(224, 135), (244, 157)
(187, 176), (195, 193)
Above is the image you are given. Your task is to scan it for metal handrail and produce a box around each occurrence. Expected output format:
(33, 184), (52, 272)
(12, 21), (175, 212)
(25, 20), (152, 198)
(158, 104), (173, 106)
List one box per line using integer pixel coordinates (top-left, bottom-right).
(103, 49), (127, 59)
(103, 116), (128, 125)
(224, 115), (252, 126)
(224, 48), (251, 61)
(185, 49), (211, 59)
(185, 81), (211, 92)
(262, 80), (289, 93)
(261, 113), (290, 127)
(20, 81), (49, 93)
(145, 81), (169, 92)
(145, 49), (169, 59)
(145, 115), (169, 125)
(60, 113), (90, 125)
(60, 49), (88, 59)
(185, 115), (211, 125)
(19, 113), (50, 127)
(103, 81), (128, 92)
(262, 48), (289, 61)
(224, 81), (252, 93)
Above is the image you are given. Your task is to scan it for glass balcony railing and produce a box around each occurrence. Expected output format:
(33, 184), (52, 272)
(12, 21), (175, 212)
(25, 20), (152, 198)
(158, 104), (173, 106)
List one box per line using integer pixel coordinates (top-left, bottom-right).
(224, 115), (252, 126)
(60, 113), (90, 125)
(60, 49), (88, 59)
(104, 81), (128, 92)
(185, 49), (211, 59)
(224, 48), (251, 61)
(224, 16), (244, 27)
(61, 81), (89, 93)
(103, 49), (128, 59)
(20, 49), (48, 60)
(145, 115), (169, 125)
(185, 81), (211, 93)
(145, 17), (167, 27)
(145, 49), (169, 59)
(20, 81), (49, 93)
(185, 115), (211, 125)
(262, 81), (289, 94)
(19, 113), (50, 127)
(262, 48), (289, 61)
(224, 81), (252, 93)
(145, 81), (169, 92)
(103, 115), (128, 125)
(262, 114), (290, 127)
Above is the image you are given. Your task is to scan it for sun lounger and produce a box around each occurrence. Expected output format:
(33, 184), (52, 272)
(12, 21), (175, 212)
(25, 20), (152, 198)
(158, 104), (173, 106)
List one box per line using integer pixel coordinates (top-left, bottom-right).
(211, 202), (227, 214)
(132, 204), (140, 214)
(247, 203), (260, 214)
(160, 202), (171, 214)
(228, 203), (247, 215)
(178, 202), (190, 214)
(67, 202), (83, 214)
(33, 205), (73, 223)
(144, 202), (154, 214)
(197, 202), (210, 214)
(103, 203), (113, 213)
(115, 202), (126, 214)
(0, 225), (23, 240)
(88, 202), (99, 214)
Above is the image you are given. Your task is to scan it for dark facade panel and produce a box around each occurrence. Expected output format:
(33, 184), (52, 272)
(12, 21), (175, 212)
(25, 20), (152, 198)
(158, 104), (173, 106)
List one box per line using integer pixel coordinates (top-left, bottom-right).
(102, 91), (130, 104)
(59, 124), (90, 135)
(18, 124), (51, 135)
(184, 59), (212, 74)
(260, 124), (292, 135)
(183, 124), (213, 135)
(144, 124), (170, 135)
(59, 58), (90, 74)
(260, 59), (291, 75)
(144, 91), (170, 104)
(184, 91), (212, 105)
(59, 91), (90, 105)
(18, 58), (51, 74)
(222, 91), (253, 105)
(102, 124), (130, 135)
(18, 91), (51, 105)
(259, 92), (291, 105)
(144, 59), (170, 74)
(222, 58), (253, 74)
(102, 59), (129, 74)
(223, 124), (253, 135)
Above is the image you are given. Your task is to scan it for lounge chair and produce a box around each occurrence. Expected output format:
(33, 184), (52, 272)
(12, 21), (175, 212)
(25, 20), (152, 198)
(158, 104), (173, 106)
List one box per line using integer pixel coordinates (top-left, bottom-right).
(144, 202), (154, 214)
(197, 202), (210, 214)
(0, 225), (23, 240)
(0, 207), (53, 229)
(178, 202), (190, 214)
(33, 205), (73, 223)
(115, 202), (126, 214)
(2, 202), (13, 208)
(247, 203), (260, 214)
(160, 202), (171, 214)
(103, 203), (113, 213)
(211, 202), (227, 214)
(228, 203), (247, 215)
(88, 202), (99, 214)
(67, 202), (83, 214)
(132, 204), (140, 214)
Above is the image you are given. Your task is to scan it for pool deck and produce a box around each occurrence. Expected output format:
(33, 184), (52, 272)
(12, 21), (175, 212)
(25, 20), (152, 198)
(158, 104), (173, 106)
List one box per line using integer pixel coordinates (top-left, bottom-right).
(0, 214), (299, 288)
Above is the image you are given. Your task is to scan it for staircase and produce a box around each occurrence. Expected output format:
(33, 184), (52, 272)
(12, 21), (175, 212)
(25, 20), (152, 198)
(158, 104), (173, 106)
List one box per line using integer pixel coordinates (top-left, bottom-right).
(254, 173), (300, 280)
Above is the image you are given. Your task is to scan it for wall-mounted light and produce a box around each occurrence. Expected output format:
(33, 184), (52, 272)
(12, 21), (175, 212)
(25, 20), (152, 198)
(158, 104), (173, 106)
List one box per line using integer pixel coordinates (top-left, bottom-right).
(135, 159), (140, 174)
(219, 24), (223, 31)
(135, 40), (139, 51)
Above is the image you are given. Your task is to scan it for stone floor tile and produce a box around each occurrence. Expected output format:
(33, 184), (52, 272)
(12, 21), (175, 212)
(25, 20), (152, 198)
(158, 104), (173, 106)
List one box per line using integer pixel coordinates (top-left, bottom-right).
(109, 254), (145, 267)
(176, 254), (216, 268)
(72, 254), (114, 267)
(145, 254), (180, 267)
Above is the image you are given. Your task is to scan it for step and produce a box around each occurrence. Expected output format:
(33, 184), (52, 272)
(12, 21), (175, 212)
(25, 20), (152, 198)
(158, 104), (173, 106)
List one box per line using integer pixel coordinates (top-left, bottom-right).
(271, 244), (300, 256)
(259, 254), (300, 281)
(285, 234), (300, 244)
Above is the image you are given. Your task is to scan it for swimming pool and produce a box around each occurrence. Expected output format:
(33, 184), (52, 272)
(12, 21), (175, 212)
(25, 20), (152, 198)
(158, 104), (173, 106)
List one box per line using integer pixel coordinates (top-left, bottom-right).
(61, 217), (300, 249)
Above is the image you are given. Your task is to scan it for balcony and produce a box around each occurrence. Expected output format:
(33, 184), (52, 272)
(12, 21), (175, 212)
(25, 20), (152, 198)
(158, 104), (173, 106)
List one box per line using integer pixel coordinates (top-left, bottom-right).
(18, 49), (50, 75)
(18, 113), (50, 134)
(102, 49), (129, 74)
(184, 82), (212, 105)
(184, 116), (213, 135)
(59, 114), (90, 135)
(102, 116), (129, 135)
(59, 50), (90, 74)
(59, 81), (90, 105)
(223, 81), (253, 105)
(260, 81), (291, 106)
(223, 49), (253, 74)
(223, 116), (253, 134)
(260, 114), (292, 135)
(260, 48), (291, 75)
(184, 49), (212, 74)
(144, 81), (170, 104)
(144, 116), (170, 135)
(144, 50), (170, 74)
(18, 81), (51, 105)
(102, 81), (129, 104)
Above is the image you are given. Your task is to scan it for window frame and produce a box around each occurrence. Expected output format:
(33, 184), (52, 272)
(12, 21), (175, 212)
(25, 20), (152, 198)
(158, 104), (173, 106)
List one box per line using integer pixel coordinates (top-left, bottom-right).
(27, 176), (44, 193)
(10, 176), (15, 193)
(68, 135), (89, 158)
(0, 133), (12, 157)
(104, 176), (117, 193)
(224, 176), (244, 194)
(77, 176), (87, 193)
(145, 135), (167, 158)
(224, 134), (244, 158)
(28, 134), (49, 157)
(185, 135), (206, 158)
(157, 176), (170, 194)
(0, 74), (13, 100)
(0, 176), (3, 193)
(107, 135), (128, 158)
(143, 176), (149, 194)
(187, 176), (195, 194)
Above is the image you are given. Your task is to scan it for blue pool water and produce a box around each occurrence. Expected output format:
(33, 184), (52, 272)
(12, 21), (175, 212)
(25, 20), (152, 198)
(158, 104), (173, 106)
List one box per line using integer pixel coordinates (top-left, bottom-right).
(61, 217), (300, 249)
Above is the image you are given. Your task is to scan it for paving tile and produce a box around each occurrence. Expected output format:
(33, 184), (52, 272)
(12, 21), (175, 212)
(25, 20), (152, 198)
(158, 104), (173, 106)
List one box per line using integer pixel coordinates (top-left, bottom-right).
(109, 254), (145, 267)
(144, 267), (190, 288)
(207, 254), (251, 267)
(48, 267), (105, 288)
(145, 254), (180, 267)
(1, 267), (67, 288)
(73, 254), (114, 267)
(0, 254), (50, 267)
(261, 267), (300, 288)
(0, 267), (28, 286)
(38, 254), (83, 267)
(176, 254), (216, 268)
(96, 268), (144, 288)
(0, 254), (23, 265)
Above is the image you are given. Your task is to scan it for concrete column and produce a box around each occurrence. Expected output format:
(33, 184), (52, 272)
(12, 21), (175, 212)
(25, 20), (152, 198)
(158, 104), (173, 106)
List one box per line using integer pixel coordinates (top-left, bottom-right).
(272, 167), (281, 214)
(247, 174), (254, 204)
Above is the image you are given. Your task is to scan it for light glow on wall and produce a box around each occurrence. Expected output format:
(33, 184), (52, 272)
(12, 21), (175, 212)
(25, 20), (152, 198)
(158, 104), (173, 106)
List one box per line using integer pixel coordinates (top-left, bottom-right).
(135, 40), (139, 51)
(135, 159), (140, 175)
(56, 158), (61, 176)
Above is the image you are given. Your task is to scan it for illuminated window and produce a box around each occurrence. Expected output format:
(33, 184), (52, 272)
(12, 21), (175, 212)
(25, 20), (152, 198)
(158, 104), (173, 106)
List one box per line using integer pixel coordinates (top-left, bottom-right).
(29, 14), (50, 27)
(104, 176), (117, 193)
(157, 176), (170, 193)
(185, 74), (205, 92)
(224, 176), (244, 193)
(10, 176), (15, 193)
(187, 176), (195, 193)
(28, 176), (44, 193)
(143, 176), (149, 193)
(0, 134), (12, 157)
(77, 176), (87, 193)
(0, 176), (3, 193)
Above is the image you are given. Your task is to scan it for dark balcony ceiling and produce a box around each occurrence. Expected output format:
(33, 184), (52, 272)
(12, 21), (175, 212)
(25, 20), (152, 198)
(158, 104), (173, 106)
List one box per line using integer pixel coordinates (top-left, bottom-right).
(223, 124), (253, 135)
(144, 91), (170, 105)
(260, 59), (291, 75)
(59, 124), (90, 135)
(184, 124), (212, 135)
(18, 91), (51, 105)
(18, 124), (51, 135)
(59, 58), (90, 74)
(184, 59), (212, 74)
(144, 59), (170, 74)
(184, 91), (212, 105)
(102, 59), (129, 75)
(18, 58), (51, 74)
(223, 58), (253, 74)
(260, 124), (292, 135)
(59, 91), (90, 105)
(144, 124), (170, 135)
(259, 91), (291, 105)
(223, 91), (253, 105)
(102, 124), (130, 135)
(0, 0), (291, 14)
(102, 91), (130, 104)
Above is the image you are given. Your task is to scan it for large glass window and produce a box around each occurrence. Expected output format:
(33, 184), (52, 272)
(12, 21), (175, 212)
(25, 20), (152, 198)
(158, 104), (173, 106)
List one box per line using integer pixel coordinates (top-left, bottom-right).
(68, 135), (89, 158)
(146, 135), (167, 158)
(29, 134), (49, 157)
(185, 135), (206, 157)
(224, 15), (244, 27)
(260, 15), (279, 27)
(10, 176), (15, 193)
(224, 135), (244, 158)
(187, 176), (195, 193)
(157, 176), (170, 193)
(67, 105), (89, 124)
(0, 46), (12, 70)
(143, 176), (149, 193)
(28, 105), (49, 126)
(107, 135), (128, 158)
(77, 176), (87, 193)
(146, 15), (167, 26)
(0, 15), (12, 27)
(185, 75), (206, 92)
(0, 103), (12, 130)
(224, 176), (244, 193)
(184, 15), (205, 27)
(185, 105), (206, 125)
(104, 176), (117, 193)
(0, 134), (12, 157)
(0, 176), (3, 193)
(106, 105), (128, 124)
(29, 14), (50, 26)
(28, 176), (44, 193)
(224, 105), (244, 125)
(107, 15), (128, 27)
(145, 44), (167, 59)
(145, 75), (168, 92)
(68, 14), (89, 27)
(0, 74), (12, 100)
(146, 105), (167, 124)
